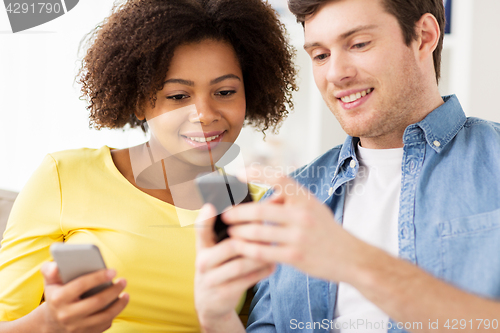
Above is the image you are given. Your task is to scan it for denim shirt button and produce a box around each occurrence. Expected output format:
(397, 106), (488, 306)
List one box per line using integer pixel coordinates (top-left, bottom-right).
(328, 187), (334, 196)
(349, 160), (356, 169)
(401, 228), (408, 239)
(433, 140), (441, 147)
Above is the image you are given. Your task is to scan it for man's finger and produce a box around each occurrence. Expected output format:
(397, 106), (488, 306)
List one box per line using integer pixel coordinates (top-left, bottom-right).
(204, 257), (273, 287)
(232, 239), (292, 264)
(222, 202), (294, 226)
(195, 204), (217, 250)
(228, 223), (292, 244)
(196, 238), (241, 273)
(244, 171), (314, 204)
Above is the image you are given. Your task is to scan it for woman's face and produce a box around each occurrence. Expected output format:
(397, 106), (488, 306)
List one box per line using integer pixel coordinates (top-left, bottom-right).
(139, 39), (246, 167)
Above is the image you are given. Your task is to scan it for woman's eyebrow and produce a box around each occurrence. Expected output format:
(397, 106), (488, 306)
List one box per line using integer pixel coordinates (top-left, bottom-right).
(210, 74), (241, 85)
(163, 78), (194, 86)
(163, 74), (241, 87)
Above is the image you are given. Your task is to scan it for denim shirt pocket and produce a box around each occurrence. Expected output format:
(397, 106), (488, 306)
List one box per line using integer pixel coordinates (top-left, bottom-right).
(439, 207), (500, 298)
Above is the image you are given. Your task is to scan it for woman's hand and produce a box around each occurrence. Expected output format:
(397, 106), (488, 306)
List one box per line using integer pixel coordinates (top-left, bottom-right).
(40, 262), (129, 333)
(194, 204), (275, 331)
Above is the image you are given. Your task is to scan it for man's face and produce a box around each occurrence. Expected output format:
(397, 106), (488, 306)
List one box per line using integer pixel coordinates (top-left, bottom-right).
(304, 0), (424, 146)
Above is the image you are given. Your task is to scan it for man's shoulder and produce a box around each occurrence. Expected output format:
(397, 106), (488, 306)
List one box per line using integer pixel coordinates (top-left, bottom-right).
(459, 117), (500, 147)
(463, 117), (500, 132)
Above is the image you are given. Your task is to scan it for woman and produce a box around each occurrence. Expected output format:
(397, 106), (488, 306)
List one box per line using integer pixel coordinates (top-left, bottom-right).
(0, 0), (296, 331)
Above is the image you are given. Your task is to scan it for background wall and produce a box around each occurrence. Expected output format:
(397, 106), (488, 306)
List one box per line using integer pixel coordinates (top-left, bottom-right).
(0, 0), (499, 193)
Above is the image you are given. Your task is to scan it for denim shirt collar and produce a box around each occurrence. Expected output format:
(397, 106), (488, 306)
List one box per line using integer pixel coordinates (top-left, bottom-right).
(404, 94), (467, 152)
(337, 95), (466, 171)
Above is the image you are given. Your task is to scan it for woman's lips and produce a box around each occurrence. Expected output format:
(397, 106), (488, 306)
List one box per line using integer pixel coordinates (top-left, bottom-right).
(182, 131), (226, 151)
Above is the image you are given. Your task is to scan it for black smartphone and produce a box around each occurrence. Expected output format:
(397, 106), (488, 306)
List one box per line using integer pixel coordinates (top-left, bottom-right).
(195, 173), (253, 242)
(50, 243), (112, 299)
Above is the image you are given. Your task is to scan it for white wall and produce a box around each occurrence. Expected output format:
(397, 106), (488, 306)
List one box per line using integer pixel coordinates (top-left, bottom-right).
(0, 0), (148, 192)
(1, 0), (499, 193)
(468, 0), (500, 122)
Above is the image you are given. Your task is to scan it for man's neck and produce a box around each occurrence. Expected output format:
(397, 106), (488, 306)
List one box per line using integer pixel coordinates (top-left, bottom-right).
(359, 91), (444, 149)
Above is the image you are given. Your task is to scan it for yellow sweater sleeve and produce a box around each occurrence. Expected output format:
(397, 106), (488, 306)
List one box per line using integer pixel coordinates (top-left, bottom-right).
(0, 155), (64, 321)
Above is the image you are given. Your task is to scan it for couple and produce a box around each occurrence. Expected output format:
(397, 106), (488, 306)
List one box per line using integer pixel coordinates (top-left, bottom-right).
(1, 0), (500, 333)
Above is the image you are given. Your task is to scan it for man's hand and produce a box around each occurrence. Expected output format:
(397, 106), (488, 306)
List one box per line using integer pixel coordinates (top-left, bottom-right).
(194, 204), (275, 331)
(40, 262), (129, 333)
(222, 175), (375, 283)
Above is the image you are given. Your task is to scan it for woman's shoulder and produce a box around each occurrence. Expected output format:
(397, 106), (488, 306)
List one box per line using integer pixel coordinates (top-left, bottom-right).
(49, 146), (111, 164)
(40, 146), (114, 181)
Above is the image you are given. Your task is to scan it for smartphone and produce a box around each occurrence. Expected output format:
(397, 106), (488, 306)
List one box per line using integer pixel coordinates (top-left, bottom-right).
(195, 172), (253, 243)
(50, 243), (112, 299)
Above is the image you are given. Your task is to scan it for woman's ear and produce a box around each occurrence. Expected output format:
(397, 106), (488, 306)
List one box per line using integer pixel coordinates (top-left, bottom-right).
(134, 109), (146, 121)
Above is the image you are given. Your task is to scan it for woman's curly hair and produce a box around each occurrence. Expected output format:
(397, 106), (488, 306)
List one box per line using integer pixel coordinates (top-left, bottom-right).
(77, 0), (298, 134)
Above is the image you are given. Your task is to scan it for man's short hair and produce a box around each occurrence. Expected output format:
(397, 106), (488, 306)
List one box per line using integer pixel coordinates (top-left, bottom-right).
(288, 0), (446, 83)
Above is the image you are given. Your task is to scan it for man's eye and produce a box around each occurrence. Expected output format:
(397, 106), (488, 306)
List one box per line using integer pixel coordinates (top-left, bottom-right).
(353, 42), (369, 49)
(313, 53), (329, 61)
(167, 94), (188, 100)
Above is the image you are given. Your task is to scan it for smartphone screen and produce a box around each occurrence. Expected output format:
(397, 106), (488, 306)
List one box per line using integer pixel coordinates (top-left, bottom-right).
(195, 173), (253, 242)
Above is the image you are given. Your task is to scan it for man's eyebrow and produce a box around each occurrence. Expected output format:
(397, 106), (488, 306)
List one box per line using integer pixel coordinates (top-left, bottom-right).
(303, 24), (378, 50)
(163, 74), (241, 86)
(210, 74), (241, 85)
(339, 24), (378, 40)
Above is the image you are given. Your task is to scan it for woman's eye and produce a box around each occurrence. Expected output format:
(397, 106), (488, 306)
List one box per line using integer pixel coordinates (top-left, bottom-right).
(217, 90), (236, 97)
(167, 94), (188, 100)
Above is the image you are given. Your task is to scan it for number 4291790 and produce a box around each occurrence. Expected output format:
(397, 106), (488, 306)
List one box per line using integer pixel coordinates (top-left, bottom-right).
(444, 319), (499, 330)
(6, 3), (62, 14)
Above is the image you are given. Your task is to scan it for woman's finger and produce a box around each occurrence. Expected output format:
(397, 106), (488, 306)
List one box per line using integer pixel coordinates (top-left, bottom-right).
(64, 278), (127, 319)
(75, 292), (129, 332)
(61, 269), (116, 302)
(41, 261), (63, 286)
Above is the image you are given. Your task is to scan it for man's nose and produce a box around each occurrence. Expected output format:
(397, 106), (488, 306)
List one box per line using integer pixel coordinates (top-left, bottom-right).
(325, 51), (356, 85)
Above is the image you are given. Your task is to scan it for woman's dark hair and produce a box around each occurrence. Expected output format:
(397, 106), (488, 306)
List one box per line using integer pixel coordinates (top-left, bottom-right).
(288, 0), (445, 83)
(77, 0), (297, 133)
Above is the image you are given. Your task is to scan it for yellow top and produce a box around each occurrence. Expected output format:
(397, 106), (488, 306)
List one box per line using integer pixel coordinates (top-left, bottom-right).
(0, 146), (266, 332)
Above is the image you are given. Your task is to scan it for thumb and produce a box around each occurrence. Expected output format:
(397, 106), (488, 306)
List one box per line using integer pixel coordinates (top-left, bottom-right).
(195, 204), (217, 251)
(41, 261), (63, 286)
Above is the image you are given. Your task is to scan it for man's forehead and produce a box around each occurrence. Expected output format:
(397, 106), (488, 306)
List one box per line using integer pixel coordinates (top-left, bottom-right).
(303, 24), (379, 50)
(302, 0), (393, 48)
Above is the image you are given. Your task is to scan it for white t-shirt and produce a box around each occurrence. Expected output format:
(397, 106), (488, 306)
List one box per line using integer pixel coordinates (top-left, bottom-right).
(332, 144), (404, 333)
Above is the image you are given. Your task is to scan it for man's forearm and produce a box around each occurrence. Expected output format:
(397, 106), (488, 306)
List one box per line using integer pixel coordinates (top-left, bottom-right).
(199, 311), (246, 333)
(350, 245), (500, 332)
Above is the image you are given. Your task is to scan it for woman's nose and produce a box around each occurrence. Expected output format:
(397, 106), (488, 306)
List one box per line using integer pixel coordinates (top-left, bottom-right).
(190, 98), (222, 125)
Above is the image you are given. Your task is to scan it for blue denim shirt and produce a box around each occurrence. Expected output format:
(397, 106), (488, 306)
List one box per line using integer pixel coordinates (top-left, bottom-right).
(247, 95), (500, 333)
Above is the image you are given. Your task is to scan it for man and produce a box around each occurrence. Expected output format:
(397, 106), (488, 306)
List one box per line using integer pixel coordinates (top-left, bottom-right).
(194, 0), (500, 332)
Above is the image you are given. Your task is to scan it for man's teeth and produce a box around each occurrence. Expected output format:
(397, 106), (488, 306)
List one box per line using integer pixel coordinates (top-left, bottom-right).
(340, 88), (373, 103)
(187, 134), (221, 143)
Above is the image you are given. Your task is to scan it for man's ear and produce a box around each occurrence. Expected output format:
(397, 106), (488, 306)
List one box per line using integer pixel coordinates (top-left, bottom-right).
(415, 13), (441, 61)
